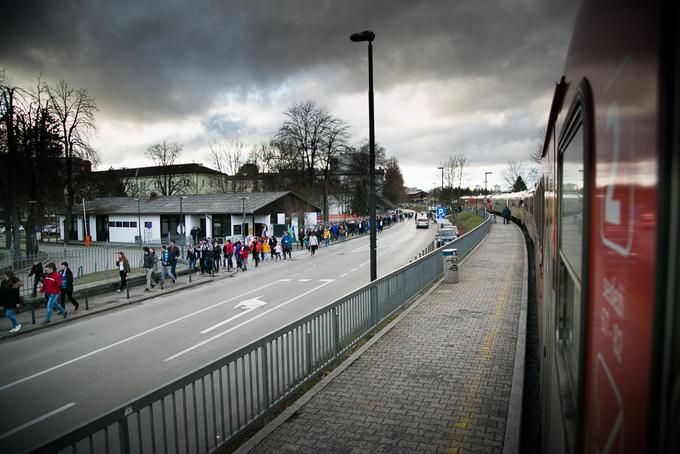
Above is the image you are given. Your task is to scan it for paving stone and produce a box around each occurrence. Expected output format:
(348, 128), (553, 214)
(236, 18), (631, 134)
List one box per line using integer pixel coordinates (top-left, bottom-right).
(249, 223), (525, 453)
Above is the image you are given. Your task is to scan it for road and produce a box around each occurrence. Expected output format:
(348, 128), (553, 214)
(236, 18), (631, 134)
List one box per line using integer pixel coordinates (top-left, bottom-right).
(0, 219), (436, 453)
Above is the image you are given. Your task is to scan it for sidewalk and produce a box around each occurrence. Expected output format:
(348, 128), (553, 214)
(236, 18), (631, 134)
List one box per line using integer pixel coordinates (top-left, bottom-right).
(240, 222), (527, 453)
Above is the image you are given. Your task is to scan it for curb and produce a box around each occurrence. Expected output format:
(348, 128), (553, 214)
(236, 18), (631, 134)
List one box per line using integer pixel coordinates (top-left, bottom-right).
(236, 232), (482, 454)
(503, 223), (529, 454)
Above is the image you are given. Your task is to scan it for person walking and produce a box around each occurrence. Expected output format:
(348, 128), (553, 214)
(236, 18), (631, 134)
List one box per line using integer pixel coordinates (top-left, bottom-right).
(1, 270), (23, 333)
(268, 236), (277, 261)
(168, 240), (180, 278)
(198, 239), (206, 275)
(323, 227), (330, 247)
(116, 252), (130, 292)
(204, 239), (214, 275)
(251, 239), (260, 268)
(225, 239), (234, 272)
(28, 260), (44, 298)
(502, 205), (511, 225)
(309, 231), (319, 256)
(41, 263), (67, 324)
(143, 247), (155, 292)
(239, 242), (249, 271)
(160, 245), (176, 285)
(58, 261), (79, 310)
(234, 241), (243, 270)
(274, 243), (282, 261)
(212, 240), (221, 273)
(262, 240), (271, 262)
(187, 244), (197, 274)
(281, 232), (292, 260)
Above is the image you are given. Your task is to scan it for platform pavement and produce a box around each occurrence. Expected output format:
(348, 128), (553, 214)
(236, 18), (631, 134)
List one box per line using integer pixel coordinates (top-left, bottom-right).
(239, 222), (527, 454)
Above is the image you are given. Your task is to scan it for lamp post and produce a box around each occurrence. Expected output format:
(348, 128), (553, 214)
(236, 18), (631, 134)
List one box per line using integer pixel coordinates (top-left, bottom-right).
(484, 171), (493, 219)
(134, 198), (141, 243)
(350, 29), (377, 282)
(238, 196), (249, 240)
(437, 166), (444, 206)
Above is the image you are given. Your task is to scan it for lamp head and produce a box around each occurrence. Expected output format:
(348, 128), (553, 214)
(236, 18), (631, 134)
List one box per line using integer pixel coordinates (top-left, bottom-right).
(350, 30), (375, 42)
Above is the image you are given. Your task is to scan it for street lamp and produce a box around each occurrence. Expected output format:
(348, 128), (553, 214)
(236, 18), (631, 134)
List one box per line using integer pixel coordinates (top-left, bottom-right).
(350, 29), (377, 282)
(134, 198), (141, 243)
(238, 196), (249, 240)
(437, 166), (444, 207)
(484, 172), (493, 219)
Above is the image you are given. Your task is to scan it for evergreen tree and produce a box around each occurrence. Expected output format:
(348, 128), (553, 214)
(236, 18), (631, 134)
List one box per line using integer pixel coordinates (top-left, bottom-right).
(382, 156), (406, 203)
(350, 184), (368, 216)
(512, 176), (528, 192)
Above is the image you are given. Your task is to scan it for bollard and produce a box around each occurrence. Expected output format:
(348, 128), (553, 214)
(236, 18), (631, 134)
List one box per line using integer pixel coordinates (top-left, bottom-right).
(126, 286), (130, 299)
(442, 248), (459, 283)
(189, 270), (192, 283)
(30, 302), (36, 325)
(85, 292), (89, 311)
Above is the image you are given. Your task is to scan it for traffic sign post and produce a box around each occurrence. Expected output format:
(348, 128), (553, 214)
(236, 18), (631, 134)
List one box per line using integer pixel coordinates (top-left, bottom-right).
(436, 207), (446, 220)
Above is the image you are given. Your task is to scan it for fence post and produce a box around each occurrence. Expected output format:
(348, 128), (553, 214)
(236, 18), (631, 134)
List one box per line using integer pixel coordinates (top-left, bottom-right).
(262, 344), (270, 409)
(332, 308), (340, 365)
(370, 285), (378, 333)
(118, 416), (131, 454)
(305, 331), (312, 375)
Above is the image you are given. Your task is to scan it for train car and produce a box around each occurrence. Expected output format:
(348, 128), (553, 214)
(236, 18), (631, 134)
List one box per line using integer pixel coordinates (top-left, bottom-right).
(530, 0), (679, 452)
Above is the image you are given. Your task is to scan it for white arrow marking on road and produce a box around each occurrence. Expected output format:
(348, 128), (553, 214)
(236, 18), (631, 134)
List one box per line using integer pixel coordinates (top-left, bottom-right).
(0, 402), (76, 441)
(298, 279), (311, 282)
(200, 297), (267, 334)
(165, 280), (334, 362)
(0, 280), (284, 393)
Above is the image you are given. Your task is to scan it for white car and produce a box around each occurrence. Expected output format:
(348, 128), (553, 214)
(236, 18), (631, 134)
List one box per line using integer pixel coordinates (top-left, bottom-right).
(416, 216), (429, 229)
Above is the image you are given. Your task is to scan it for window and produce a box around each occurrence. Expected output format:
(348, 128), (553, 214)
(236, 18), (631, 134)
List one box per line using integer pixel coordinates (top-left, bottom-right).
(123, 221), (130, 228)
(554, 79), (592, 452)
(115, 221), (123, 227)
(130, 222), (137, 228)
(109, 221), (116, 228)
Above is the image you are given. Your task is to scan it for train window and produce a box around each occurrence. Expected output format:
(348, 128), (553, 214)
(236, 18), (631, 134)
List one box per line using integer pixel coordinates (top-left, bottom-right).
(559, 127), (584, 280)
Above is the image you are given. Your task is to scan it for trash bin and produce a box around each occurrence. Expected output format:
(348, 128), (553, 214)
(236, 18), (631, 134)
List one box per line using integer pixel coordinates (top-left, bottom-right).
(442, 248), (459, 283)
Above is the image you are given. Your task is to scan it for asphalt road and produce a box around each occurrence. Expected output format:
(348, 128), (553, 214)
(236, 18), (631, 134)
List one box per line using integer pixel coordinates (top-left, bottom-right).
(0, 219), (436, 453)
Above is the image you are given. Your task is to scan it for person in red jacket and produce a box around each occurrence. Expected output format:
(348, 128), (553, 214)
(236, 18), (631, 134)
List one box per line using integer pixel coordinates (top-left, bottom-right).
(239, 244), (249, 271)
(41, 262), (68, 324)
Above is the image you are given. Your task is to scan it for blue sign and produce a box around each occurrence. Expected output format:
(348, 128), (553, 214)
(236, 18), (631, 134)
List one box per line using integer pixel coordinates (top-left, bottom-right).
(436, 207), (446, 219)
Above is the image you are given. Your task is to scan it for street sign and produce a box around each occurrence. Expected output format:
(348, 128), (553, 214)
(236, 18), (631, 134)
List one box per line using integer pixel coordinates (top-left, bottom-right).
(177, 224), (185, 235)
(436, 207), (446, 219)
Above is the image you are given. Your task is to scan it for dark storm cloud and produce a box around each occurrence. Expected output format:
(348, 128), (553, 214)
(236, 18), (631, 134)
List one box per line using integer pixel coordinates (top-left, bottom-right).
(1, 0), (576, 120)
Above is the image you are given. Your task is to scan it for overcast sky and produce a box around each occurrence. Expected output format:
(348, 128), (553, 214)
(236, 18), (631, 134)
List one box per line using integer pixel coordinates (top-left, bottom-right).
(1, 0), (578, 190)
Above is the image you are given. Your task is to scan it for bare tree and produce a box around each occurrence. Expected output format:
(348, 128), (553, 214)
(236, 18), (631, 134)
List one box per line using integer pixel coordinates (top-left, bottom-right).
(207, 138), (246, 192)
(440, 153), (468, 188)
(274, 100), (334, 184)
(146, 140), (191, 195)
(48, 80), (98, 243)
(502, 160), (538, 190)
(319, 118), (350, 221)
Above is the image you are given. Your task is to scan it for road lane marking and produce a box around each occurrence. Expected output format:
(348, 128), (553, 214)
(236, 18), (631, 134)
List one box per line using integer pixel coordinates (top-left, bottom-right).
(280, 279), (291, 282)
(339, 273), (348, 278)
(350, 268), (358, 272)
(200, 297), (267, 334)
(298, 279), (311, 282)
(319, 279), (335, 282)
(0, 281), (284, 393)
(359, 262), (366, 267)
(165, 280), (334, 361)
(0, 402), (76, 441)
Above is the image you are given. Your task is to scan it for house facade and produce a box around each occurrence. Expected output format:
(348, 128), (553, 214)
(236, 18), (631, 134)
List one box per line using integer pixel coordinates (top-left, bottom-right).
(59, 192), (320, 244)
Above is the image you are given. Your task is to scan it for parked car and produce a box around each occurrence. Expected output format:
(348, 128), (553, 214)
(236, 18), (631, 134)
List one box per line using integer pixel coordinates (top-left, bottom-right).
(436, 227), (458, 247)
(416, 215), (429, 229)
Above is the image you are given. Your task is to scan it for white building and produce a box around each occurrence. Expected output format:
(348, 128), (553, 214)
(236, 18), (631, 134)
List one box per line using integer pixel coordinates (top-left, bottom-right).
(59, 192), (320, 244)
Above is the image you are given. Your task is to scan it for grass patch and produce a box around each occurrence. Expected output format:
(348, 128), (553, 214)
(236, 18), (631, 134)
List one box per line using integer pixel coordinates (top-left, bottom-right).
(449, 211), (484, 234)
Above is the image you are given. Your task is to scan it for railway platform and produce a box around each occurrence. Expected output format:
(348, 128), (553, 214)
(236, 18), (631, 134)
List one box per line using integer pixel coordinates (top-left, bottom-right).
(238, 222), (528, 453)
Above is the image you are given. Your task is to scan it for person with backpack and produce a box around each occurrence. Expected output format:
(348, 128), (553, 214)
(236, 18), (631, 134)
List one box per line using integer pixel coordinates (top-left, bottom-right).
(116, 252), (131, 291)
(28, 260), (44, 298)
(41, 263), (68, 324)
(143, 247), (155, 292)
(160, 245), (176, 285)
(59, 261), (79, 310)
(1, 270), (23, 333)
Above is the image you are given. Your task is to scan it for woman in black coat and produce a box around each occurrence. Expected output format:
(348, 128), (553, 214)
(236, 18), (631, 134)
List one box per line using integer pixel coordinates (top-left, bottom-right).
(1, 270), (23, 333)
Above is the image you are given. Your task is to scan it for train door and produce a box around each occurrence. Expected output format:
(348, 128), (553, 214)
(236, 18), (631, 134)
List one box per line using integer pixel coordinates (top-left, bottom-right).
(551, 81), (592, 453)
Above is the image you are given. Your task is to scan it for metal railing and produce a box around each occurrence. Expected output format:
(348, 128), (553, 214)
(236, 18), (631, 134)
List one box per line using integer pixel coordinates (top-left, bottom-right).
(36, 218), (492, 454)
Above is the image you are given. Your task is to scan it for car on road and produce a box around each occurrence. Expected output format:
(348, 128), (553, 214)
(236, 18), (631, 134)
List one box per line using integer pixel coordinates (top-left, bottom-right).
(43, 224), (60, 236)
(415, 215), (429, 229)
(436, 227), (458, 247)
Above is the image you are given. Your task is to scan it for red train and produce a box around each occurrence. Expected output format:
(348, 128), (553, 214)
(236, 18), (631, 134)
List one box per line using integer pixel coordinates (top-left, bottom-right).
(481, 1), (678, 452)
